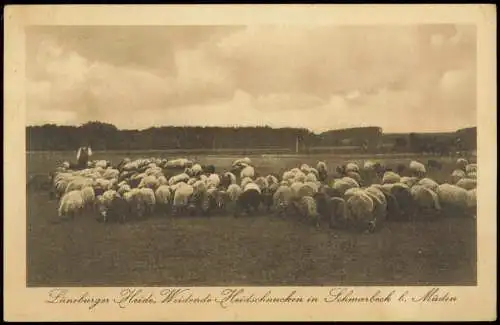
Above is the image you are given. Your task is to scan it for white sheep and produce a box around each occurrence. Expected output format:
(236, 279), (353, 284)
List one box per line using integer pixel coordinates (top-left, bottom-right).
(305, 172), (318, 183)
(168, 173), (190, 186)
(81, 186), (96, 208)
(466, 188), (477, 210)
(138, 175), (159, 189)
(172, 183), (194, 215)
(272, 185), (293, 216)
(382, 171), (401, 184)
(102, 168), (120, 180)
(240, 177), (254, 189)
(300, 164), (311, 174)
(206, 173), (221, 188)
(155, 185), (172, 214)
(418, 178), (439, 192)
(345, 162), (360, 173)
(294, 195), (321, 227)
(456, 178), (477, 190)
(409, 160), (426, 177)
(436, 183), (469, 212)
(341, 176), (360, 189)
(158, 175), (168, 186)
(331, 179), (356, 196)
(58, 190), (85, 219)
(400, 176), (419, 188)
(465, 163), (477, 174)
(451, 169), (466, 184)
(243, 182), (261, 194)
(265, 174), (279, 186)
(65, 177), (93, 193)
(240, 165), (255, 179)
(223, 172), (237, 185)
(117, 184), (131, 196)
(138, 188), (156, 216)
(254, 176), (269, 191)
(410, 185), (441, 216)
(457, 158), (469, 171)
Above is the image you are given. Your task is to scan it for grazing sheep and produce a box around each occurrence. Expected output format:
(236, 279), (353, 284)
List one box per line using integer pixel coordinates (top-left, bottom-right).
(331, 179), (355, 196)
(410, 185), (441, 219)
(436, 183), (469, 216)
(345, 171), (362, 185)
(168, 173), (190, 186)
(254, 176), (269, 192)
(65, 177), (93, 193)
(206, 173), (221, 189)
(101, 196), (129, 223)
(186, 164), (203, 177)
(155, 185), (172, 215)
(272, 185), (293, 217)
(396, 163), (406, 175)
(240, 166), (255, 179)
(138, 188), (156, 217)
(456, 178), (477, 190)
(265, 174), (279, 186)
(451, 169), (466, 184)
(293, 195), (321, 227)
(225, 184), (242, 213)
(313, 162), (326, 181)
(400, 176), (419, 188)
(466, 188), (477, 213)
(240, 177), (254, 189)
(465, 163), (477, 174)
(58, 190), (85, 220)
(297, 182), (318, 198)
(427, 159), (443, 170)
(305, 172), (318, 183)
(236, 183), (262, 217)
(300, 164), (311, 174)
(345, 162), (360, 173)
(81, 186), (96, 209)
(457, 158), (469, 171)
(172, 183), (194, 216)
(221, 172), (237, 188)
(138, 175), (159, 189)
(418, 178), (439, 192)
(343, 191), (378, 233)
(382, 171), (401, 184)
(387, 183), (415, 221)
(409, 160), (426, 177)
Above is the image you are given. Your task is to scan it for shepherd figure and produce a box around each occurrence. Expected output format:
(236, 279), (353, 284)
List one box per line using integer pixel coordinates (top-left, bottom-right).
(76, 146), (92, 169)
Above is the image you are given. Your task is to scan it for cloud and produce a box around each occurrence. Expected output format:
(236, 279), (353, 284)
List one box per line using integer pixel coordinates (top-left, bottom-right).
(26, 25), (476, 133)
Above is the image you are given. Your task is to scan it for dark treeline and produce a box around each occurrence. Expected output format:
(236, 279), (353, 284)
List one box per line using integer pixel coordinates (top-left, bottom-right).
(26, 122), (477, 153)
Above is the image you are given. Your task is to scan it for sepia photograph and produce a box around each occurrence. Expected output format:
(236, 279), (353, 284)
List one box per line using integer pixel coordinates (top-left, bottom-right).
(4, 4), (496, 322)
(25, 23), (479, 287)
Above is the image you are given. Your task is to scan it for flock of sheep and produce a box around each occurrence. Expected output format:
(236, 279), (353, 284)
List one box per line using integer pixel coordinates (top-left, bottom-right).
(49, 156), (477, 233)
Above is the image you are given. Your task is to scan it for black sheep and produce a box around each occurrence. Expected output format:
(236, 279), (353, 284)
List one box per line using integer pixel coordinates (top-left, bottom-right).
(235, 188), (262, 217)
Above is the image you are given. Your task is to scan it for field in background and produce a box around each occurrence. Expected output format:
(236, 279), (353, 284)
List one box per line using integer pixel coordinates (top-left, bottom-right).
(26, 151), (477, 287)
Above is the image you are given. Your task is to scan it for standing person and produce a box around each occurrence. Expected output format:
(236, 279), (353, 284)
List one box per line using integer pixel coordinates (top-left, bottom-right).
(76, 145), (92, 169)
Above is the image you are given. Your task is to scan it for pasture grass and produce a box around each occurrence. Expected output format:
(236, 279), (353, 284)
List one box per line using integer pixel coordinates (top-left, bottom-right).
(26, 152), (476, 286)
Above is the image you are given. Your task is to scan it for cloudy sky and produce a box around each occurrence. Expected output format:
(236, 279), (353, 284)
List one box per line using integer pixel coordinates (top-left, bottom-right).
(26, 24), (476, 133)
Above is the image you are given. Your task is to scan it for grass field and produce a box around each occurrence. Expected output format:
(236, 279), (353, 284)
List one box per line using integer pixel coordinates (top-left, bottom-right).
(26, 151), (477, 287)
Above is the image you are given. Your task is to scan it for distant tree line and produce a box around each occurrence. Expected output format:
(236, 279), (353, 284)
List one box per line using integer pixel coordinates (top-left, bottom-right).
(26, 121), (476, 154)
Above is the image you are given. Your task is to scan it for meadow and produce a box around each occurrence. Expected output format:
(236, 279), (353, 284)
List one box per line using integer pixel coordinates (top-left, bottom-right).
(26, 151), (477, 287)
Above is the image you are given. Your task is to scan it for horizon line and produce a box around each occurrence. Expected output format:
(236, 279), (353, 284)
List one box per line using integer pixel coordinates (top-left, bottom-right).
(25, 122), (478, 135)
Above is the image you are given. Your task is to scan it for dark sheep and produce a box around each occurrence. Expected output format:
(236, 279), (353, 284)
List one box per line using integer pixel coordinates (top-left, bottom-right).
(427, 159), (443, 170)
(219, 173), (233, 189)
(313, 192), (334, 227)
(203, 164), (216, 174)
(235, 188), (262, 217)
(388, 186), (415, 221)
(261, 187), (275, 212)
(396, 164), (406, 175)
(99, 196), (129, 223)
